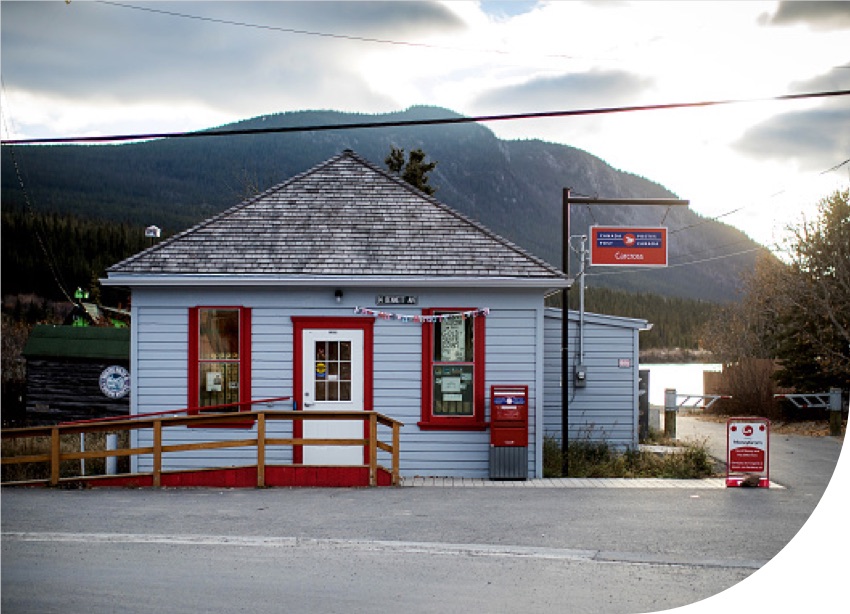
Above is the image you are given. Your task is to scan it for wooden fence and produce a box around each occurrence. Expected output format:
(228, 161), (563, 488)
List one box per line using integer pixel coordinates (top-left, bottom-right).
(1, 404), (403, 488)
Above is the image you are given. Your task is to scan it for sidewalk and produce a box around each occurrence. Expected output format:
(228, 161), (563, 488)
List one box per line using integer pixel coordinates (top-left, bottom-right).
(402, 414), (790, 488)
(401, 476), (742, 488)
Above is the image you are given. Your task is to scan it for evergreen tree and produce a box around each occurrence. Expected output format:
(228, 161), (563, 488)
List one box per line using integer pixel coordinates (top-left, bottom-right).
(1, 206), (152, 308)
(772, 190), (850, 390)
(702, 190), (850, 391)
(384, 147), (437, 195)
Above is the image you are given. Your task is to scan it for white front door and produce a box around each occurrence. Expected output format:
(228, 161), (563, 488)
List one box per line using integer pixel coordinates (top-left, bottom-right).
(301, 328), (365, 465)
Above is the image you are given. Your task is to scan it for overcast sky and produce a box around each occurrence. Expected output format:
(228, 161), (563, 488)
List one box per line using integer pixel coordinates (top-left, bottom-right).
(2, 1), (849, 248)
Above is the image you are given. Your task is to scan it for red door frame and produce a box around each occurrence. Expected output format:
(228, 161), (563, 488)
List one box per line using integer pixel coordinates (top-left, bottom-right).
(291, 316), (375, 465)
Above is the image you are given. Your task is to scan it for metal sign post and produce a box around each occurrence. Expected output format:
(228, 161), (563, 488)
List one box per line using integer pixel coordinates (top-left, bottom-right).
(560, 191), (689, 476)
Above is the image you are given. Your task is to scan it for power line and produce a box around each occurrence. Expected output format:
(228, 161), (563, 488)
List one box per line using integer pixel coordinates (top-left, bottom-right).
(3, 89), (849, 146)
(95, 0), (582, 60)
(668, 155), (850, 236)
(95, 1), (850, 73)
(821, 158), (850, 174)
(669, 207), (745, 235)
(0, 81), (74, 303)
(674, 237), (766, 260)
(587, 247), (766, 277)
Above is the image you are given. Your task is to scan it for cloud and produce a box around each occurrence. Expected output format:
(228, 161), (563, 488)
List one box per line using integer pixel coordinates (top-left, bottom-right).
(0, 1), (462, 118)
(788, 64), (850, 93)
(733, 63), (850, 170)
(734, 106), (850, 171)
(472, 70), (654, 113)
(762, 1), (850, 30)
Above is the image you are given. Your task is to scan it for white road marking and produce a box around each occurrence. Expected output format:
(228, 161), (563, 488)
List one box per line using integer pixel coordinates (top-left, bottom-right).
(2, 531), (767, 569)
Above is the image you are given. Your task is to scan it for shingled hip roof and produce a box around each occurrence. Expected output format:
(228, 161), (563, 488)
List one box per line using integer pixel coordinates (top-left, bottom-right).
(105, 150), (569, 288)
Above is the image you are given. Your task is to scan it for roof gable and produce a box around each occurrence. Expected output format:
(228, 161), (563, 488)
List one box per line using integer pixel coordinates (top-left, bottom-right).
(107, 150), (566, 284)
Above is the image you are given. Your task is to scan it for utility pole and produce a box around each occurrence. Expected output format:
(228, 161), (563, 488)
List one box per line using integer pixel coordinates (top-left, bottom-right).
(578, 235), (588, 369)
(561, 189), (571, 475)
(560, 190), (689, 476)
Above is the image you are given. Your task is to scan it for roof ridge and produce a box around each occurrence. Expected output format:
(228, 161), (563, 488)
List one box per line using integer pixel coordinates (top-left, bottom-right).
(341, 150), (565, 278)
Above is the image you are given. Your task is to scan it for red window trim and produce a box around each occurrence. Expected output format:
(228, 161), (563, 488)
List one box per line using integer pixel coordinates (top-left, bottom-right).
(188, 306), (252, 428)
(419, 307), (487, 431)
(291, 316), (375, 464)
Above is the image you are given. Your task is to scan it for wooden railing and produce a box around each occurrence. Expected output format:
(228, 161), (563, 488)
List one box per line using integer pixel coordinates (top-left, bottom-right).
(1, 403), (404, 488)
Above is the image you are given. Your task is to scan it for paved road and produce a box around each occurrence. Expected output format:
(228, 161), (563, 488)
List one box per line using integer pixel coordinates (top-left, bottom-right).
(2, 418), (846, 614)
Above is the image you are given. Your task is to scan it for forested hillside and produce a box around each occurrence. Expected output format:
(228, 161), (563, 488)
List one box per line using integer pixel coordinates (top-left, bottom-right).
(1, 205), (150, 306)
(1, 106), (760, 302)
(560, 286), (716, 350)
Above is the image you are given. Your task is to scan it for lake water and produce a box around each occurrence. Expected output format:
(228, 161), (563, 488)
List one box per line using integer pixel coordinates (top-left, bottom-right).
(640, 363), (722, 407)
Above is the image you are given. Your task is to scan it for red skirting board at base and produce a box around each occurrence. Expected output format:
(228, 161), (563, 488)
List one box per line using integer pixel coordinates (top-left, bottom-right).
(17, 465), (394, 489)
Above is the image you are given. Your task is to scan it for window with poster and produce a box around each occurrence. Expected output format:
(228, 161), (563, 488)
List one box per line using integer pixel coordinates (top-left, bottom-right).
(188, 307), (251, 421)
(419, 308), (486, 430)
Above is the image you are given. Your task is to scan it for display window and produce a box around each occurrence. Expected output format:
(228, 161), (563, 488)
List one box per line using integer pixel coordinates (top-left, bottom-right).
(419, 308), (486, 430)
(188, 307), (252, 421)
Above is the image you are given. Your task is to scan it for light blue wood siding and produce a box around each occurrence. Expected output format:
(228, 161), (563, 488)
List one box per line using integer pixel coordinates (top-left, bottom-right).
(129, 286), (548, 478)
(543, 308), (646, 450)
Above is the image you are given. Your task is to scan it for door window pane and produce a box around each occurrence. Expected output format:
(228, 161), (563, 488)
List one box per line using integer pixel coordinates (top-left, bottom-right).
(314, 340), (352, 402)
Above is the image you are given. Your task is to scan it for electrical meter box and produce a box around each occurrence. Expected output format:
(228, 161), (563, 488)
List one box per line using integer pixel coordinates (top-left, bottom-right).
(490, 385), (529, 479)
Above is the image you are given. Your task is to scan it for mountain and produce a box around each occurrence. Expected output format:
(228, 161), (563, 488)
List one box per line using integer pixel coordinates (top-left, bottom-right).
(1, 106), (758, 301)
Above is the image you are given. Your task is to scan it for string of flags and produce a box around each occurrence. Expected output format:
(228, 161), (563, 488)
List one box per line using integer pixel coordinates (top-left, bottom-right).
(354, 307), (490, 323)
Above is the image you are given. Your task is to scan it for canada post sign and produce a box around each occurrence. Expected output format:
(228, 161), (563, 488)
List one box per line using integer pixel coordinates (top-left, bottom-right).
(591, 226), (668, 267)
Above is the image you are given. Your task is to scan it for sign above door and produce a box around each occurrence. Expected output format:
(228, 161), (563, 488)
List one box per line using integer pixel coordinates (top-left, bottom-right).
(376, 295), (418, 306)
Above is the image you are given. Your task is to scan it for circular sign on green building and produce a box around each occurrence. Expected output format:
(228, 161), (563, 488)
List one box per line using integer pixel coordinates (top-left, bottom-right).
(99, 365), (130, 399)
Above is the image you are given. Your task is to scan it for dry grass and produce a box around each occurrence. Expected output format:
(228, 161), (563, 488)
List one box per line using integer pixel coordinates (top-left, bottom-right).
(693, 413), (844, 439)
(2, 431), (130, 483)
(543, 434), (717, 479)
(770, 420), (845, 439)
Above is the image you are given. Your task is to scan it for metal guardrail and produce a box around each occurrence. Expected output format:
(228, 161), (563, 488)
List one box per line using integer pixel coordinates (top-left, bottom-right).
(773, 389), (841, 410)
(774, 388), (845, 436)
(670, 393), (732, 412)
(663, 388), (732, 438)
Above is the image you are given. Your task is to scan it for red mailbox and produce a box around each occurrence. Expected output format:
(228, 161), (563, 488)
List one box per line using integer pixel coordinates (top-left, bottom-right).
(490, 385), (528, 447)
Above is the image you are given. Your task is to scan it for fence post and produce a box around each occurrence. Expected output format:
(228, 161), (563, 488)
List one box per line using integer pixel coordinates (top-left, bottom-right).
(369, 413), (378, 487)
(829, 388), (843, 437)
(257, 413), (266, 488)
(664, 388), (677, 439)
(392, 422), (401, 486)
(79, 433), (86, 476)
(50, 427), (61, 486)
(153, 420), (162, 488)
(106, 433), (118, 475)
